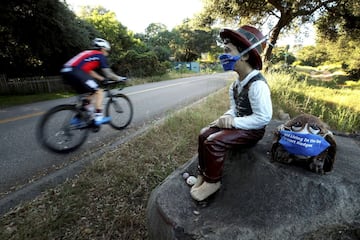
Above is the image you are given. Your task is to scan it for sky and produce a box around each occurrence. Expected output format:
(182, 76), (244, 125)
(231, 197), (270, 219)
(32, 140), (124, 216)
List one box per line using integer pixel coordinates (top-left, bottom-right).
(64, 0), (203, 33)
(63, 0), (315, 46)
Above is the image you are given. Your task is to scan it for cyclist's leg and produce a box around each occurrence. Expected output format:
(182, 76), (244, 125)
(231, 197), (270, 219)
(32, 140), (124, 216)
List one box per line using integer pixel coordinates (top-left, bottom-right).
(94, 88), (103, 110)
(77, 73), (111, 124)
(62, 69), (97, 120)
(93, 90), (111, 125)
(62, 68), (109, 125)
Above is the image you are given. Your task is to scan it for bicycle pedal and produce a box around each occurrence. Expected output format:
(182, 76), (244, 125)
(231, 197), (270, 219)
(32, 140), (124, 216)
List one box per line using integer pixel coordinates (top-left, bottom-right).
(88, 120), (100, 132)
(92, 126), (100, 132)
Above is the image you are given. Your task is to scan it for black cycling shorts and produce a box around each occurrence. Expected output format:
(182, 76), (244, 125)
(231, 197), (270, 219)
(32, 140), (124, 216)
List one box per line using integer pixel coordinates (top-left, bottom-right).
(61, 67), (99, 94)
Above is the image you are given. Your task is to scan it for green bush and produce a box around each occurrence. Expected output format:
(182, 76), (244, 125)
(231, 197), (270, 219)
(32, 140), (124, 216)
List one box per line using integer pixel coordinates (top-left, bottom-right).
(114, 50), (167, 77)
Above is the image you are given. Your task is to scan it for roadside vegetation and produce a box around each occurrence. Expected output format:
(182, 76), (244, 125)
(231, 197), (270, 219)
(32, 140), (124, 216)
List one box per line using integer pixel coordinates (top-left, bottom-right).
(269, 68), (360, 133)
(0, 71), (204, 109)
(0, 69), (359, 239)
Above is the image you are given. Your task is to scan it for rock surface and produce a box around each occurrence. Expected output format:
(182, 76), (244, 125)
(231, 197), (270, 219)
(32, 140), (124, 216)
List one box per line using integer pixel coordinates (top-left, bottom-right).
(147, 120), (360, 240)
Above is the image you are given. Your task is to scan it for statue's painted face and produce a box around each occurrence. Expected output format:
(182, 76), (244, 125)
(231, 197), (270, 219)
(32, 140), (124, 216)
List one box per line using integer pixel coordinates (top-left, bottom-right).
(286, 115), (326, 135)
(272, 114), (337, 174)
(223, 42), (241, 56)
(289, 122), (320, 134)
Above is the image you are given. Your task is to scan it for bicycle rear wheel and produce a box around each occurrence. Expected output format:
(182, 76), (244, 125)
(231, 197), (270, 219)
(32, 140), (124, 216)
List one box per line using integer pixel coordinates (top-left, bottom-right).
(37, 104), (90, 153)
(106, 93), (133, 130)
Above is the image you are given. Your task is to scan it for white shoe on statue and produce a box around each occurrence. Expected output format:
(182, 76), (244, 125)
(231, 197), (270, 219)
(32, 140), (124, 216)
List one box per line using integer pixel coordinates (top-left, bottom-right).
(190, 175), (204, 191)
(190, 181), (221, 201)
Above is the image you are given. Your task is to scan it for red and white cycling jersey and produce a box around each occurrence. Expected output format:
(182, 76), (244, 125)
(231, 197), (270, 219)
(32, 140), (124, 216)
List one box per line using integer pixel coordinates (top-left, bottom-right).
(63, 50), (109, 73)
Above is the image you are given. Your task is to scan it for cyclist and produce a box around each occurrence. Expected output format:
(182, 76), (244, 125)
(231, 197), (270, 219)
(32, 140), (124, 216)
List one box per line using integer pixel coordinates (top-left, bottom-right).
(60, 38), (126, 125)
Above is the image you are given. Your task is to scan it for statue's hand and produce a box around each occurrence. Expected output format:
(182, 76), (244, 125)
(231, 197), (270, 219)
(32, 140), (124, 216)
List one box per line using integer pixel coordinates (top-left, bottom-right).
(217, 115), (234, 129)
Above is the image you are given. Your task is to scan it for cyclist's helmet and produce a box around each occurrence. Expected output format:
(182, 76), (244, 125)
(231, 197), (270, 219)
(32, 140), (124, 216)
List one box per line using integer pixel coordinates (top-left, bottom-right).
(92, 38), (111, 51)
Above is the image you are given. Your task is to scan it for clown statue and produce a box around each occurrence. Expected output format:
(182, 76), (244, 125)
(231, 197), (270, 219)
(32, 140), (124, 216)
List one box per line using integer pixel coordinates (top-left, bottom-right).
(190, 25), (273, 202)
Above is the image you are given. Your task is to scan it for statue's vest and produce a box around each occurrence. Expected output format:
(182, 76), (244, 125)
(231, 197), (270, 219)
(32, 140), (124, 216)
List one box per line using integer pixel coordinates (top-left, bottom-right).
(233, 73), (267, 117)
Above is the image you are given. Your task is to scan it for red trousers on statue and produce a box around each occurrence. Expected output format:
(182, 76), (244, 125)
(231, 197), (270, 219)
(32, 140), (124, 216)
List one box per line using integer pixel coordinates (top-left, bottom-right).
(198, 126), (265, 183)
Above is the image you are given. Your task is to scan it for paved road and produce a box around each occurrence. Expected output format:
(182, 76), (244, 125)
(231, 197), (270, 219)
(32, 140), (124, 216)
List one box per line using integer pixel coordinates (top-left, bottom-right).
(0, 73), (232, 197)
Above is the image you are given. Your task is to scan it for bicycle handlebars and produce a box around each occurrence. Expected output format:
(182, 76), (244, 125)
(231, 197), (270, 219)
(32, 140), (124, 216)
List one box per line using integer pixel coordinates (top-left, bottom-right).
(102, 78), (128, 90)
(102, 78), (127, 85)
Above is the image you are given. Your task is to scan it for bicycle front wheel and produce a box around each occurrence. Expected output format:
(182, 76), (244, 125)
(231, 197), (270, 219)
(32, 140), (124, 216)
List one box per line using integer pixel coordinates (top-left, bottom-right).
(37, 104), (89, 153)
(106, 93), (133, 130)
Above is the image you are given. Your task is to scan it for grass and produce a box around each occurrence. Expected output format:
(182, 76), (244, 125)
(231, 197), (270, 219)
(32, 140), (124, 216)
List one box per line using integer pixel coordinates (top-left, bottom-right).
(0, 70), (359, 239)
(0, 92), (75, 109)
(268, 72), (360, 133)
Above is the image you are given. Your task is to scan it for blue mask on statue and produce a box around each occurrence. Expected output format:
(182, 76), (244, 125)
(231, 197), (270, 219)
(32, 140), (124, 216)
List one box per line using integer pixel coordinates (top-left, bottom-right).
(219, 54), (241, 71)
(279, 130), (330, 157)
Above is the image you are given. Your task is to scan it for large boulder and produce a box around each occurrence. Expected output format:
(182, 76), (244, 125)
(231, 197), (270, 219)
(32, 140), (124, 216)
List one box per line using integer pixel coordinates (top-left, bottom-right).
(147, 120), (360, 240)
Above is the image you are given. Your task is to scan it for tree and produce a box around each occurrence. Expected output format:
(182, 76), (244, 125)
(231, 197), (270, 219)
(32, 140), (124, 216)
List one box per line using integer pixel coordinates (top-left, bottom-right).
(294, 45), (329, 67)
(317, 0), (360, 73)
(144, 23), (168, 40)
(138, 21), (220, 63)
(0, 0), (98, 76)
(114, 50), (167, 77)
(316, 0), (360, 40)
(171, 20), (220, 62)
(77, 6), (136, 64)
(195, 0), (350, 65)
(75, 5), (170, 77)
(142, 23), (173, 61)
(315, 0), (360, 78)
(271, 45), (296, 65)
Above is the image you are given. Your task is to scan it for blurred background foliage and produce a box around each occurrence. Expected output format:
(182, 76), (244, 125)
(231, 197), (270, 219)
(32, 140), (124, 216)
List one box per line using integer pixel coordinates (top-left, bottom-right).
(0, 0), (359, 80)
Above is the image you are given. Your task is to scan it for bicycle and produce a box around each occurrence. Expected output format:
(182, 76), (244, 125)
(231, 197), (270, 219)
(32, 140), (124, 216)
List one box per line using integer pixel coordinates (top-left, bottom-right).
(37, 80), (133, 153)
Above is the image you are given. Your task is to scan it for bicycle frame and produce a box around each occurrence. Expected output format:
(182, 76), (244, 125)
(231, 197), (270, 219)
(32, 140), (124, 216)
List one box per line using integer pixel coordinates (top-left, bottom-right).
(77, 81), (127, 120)
(37, 80), (132, 153)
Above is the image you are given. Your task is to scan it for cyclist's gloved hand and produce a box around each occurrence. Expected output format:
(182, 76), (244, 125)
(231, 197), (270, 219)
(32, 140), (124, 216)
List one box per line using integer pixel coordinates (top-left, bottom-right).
(118, 76), (127, 82)
(102, 78), (109, 85)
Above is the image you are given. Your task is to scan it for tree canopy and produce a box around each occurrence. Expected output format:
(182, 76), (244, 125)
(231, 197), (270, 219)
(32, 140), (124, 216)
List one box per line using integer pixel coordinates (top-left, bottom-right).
(1, 0), (359, 79)
(0, 0), (98, 76)
(196, 0), (360, 65)
(0, 1), (220, 78)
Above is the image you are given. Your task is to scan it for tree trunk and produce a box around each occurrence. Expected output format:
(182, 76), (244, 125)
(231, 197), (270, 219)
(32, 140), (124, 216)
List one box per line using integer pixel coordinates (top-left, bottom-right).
(263, 13), (293, 71)
(264, 24), (281, 62)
